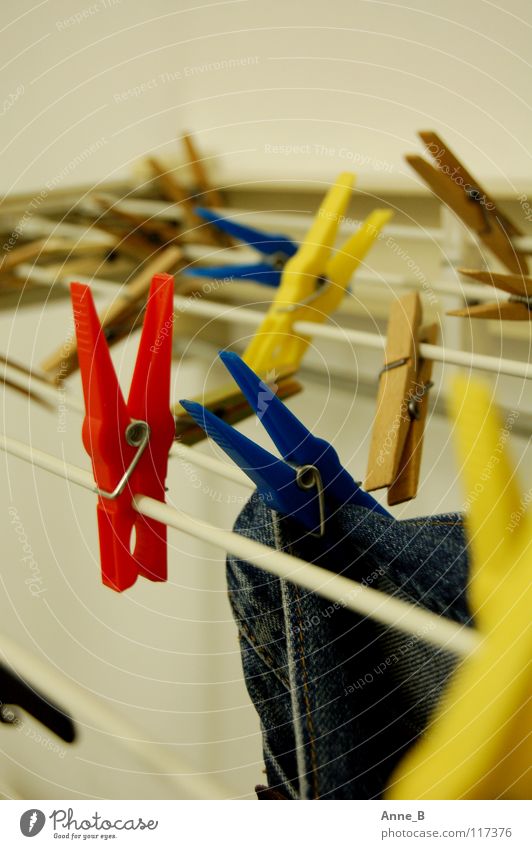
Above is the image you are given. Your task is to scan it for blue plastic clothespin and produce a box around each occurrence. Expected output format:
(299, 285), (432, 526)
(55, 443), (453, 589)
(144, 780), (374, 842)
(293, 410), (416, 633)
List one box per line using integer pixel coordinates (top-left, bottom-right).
(185, 207), (298, 287)
(180, 352), (389, 535)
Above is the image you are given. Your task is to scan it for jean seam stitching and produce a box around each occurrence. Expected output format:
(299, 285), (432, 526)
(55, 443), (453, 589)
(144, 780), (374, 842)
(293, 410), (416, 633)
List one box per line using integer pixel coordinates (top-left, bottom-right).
(236, 617), (291, 690)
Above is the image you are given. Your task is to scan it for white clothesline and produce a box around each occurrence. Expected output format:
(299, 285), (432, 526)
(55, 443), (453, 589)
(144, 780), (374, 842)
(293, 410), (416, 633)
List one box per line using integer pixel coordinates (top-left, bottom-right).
(182, 244), (506, 304)
(1, 360), (85, 412)
(16, 239), (523, 306)
(170, 295), (532, 381)
(87, 197), (532, 253)
(0, 434), (480, 660)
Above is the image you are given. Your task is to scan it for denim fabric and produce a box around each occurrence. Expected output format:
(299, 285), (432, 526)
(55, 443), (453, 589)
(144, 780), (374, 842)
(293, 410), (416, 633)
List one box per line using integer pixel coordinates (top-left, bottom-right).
(227, 493), (472, 800)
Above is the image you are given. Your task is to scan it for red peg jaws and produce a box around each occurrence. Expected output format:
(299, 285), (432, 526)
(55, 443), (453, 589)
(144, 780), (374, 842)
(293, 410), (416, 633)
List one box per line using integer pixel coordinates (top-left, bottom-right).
(72, 274), (176, 591)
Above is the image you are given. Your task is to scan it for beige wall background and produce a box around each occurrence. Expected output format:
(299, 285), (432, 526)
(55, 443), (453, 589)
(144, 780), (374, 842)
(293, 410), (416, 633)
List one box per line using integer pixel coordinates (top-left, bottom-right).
(1, 0), (531, 800)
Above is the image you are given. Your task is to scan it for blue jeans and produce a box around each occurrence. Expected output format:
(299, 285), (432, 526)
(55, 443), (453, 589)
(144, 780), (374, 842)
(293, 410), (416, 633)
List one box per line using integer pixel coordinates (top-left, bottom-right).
(227, 493), (472, 799)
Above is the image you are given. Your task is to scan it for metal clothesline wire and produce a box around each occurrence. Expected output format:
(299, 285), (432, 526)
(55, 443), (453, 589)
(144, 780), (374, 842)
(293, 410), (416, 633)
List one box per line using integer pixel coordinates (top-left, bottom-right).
(0, 434), (479, 660)
(182, 244), (509, 304)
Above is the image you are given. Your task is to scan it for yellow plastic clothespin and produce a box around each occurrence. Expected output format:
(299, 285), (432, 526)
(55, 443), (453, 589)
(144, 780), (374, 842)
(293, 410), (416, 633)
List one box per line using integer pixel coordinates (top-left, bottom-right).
(243, 173), (392, 374)
(386, 377), (531, 800)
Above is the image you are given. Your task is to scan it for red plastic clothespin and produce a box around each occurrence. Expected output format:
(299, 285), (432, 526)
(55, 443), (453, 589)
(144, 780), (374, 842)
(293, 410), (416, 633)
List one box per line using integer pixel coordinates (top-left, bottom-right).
(71, 273), (176, 592)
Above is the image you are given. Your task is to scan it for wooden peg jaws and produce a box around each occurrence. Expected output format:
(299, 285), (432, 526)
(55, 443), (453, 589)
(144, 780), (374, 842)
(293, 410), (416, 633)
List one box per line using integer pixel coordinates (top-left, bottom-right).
(181, 132), (223, 209)
(365, 292), (437, 505)
(148, 151), (225, 247)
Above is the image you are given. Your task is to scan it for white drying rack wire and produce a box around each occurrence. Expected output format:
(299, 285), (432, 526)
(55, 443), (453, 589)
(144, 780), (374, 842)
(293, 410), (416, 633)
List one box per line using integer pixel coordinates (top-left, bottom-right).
(169, 295), (532, 381)
(88, 197), (532, 254)
(11, 244), (521, 306)
(182, 244), (513, 304)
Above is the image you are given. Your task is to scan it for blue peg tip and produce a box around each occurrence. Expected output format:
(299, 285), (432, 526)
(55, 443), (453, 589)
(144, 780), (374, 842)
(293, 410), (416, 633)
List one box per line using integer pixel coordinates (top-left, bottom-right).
(179, 399), (206, 422)
(194, 206), (219, 221)
(180, 398), (200, 411)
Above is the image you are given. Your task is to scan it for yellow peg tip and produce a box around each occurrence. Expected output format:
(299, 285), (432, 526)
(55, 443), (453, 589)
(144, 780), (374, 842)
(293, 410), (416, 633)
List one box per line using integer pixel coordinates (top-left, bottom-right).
(369, 208), (394, 225)
(449, 374), (523, 596)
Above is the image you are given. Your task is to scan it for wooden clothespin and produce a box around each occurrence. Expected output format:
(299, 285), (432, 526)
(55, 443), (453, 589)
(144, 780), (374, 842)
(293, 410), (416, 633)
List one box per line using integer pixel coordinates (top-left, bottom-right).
(174, 368), (302, 444)
(181, 132), (231, 248)
(40, 246), (183, 383)
(0, 239), (48, 274)
(149, 137), (226, 246)
(147, 155), (212, 240)
(1, 375), (55, 409)
(0, 238), (106, 279)
(93, 195), (180, 253)
(0, 240), (50, 304)
(365, 292), (437, 505)
(448, 268), (532, 320)
(407, 131), (528, 275)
